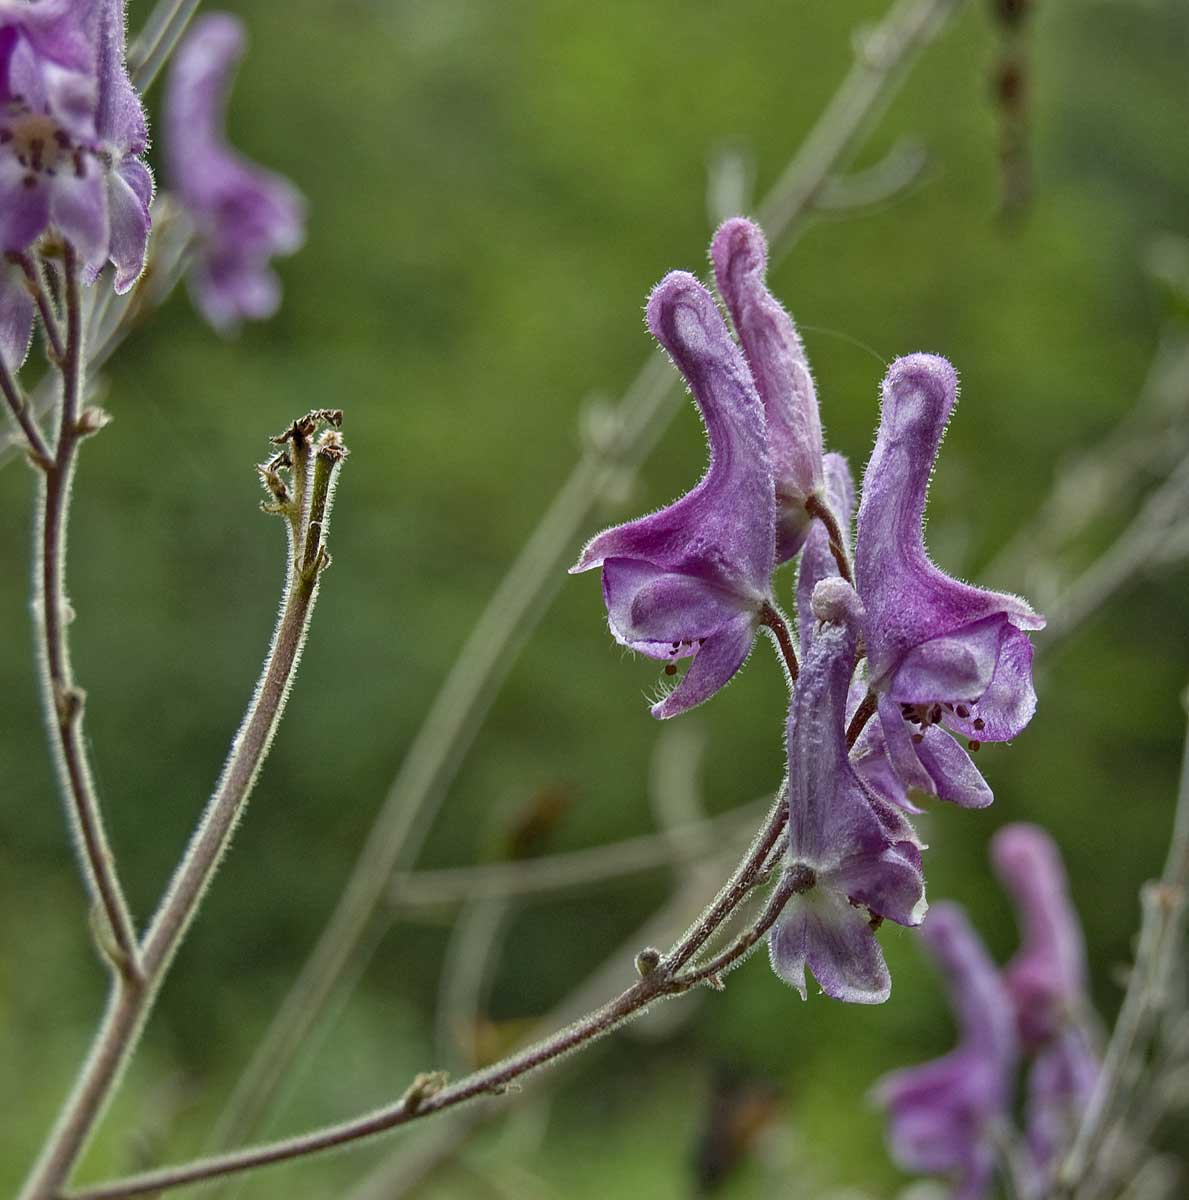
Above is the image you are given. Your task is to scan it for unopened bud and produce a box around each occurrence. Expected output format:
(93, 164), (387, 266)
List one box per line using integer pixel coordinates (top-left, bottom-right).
(635, 947), (662, 977)
(400, 1070), (448, 1114)
(75, 406), (112, 436)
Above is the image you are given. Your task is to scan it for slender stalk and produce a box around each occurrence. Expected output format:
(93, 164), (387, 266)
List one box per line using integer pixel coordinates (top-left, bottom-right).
(10, 250), (66, 363)
(19, 416), (346, 1200)
(759, 602), (800, 683)
(210, 0), (964, 1154)
(34, 246), (142, 980)
(846, 690), (878, 748)
(805, 492), (854, 584)
(1, 352), (53, 469)
(65, 798), (794, 1200)
(128, 0), (203, 92)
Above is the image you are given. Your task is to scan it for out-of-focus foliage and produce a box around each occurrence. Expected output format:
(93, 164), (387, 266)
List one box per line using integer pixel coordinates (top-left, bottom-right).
(2, 0), (1187, 1195)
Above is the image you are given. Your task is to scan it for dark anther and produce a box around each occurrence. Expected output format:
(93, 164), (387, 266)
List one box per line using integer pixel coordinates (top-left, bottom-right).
(930, 704), (942, 723)
(973, 718), (985, 731)
(956, 705), (969, 718)
(968, 740), (981, 753)
(671, 641), (680, 650)
(664, 664), (677, 676)
(868, 913), (884, 932)
(788, 861), (817, 895)
(911, 733), (924, 745)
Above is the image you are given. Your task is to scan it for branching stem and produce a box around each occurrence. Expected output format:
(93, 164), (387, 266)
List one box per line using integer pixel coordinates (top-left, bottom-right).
(19, 413), (347, 1200)
(759, 602), (800, 684)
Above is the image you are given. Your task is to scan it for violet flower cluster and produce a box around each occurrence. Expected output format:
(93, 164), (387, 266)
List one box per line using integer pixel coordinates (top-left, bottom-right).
(572, 217), (1045, 1003)
(874, 824), (1100, 1198)
(0, 0), (150, 366)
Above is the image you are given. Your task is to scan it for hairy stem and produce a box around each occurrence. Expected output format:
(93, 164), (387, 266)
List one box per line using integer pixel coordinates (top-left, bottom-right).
(65, 794), (794, 1200)
(805, 492), (854, 584)
(34, 246), (141, 981)
(1, 351), (52, 469)
(759, 602), (800, 684)
(19, 416), (346, 1200)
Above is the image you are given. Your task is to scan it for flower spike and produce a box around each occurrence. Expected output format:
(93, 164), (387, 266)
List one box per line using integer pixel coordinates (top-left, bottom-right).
(768, 578), (926, 1005)
(711, 217), (825, 561)
(571, 270), (777, 718)
(873, 903), (1018, 1199)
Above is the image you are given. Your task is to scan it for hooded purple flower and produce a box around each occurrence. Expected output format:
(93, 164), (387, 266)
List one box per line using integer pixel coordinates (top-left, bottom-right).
(571, 270), (778, 719)
(992, 823), (1099, 1170)
(873, 902), (1018, 1199)
(0, 0), (150, 366)
(164, 13), (304, 332)
(768, 578), (926, 1004)
(711, 217), (825, 561)
(855, 354), (1044, 802)
(795, 451), (993, 814)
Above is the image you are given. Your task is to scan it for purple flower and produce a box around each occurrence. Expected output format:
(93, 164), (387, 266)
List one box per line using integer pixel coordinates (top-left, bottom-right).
(855, 354), (1044, 804)
(873, 903), (1018, 1199)
(571, 270), (778, 719)
(711, 217), (825, 562)
(0, 0), (151, 366)
(768, 578), (926, 1004)
(992, 823), (1099, 1170)
(164, 13), (304, 332)
(93, 0), (152, 293)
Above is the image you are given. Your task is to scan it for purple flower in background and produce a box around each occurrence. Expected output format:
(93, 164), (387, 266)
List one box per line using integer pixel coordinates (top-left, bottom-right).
(0, 0), (151, 366)
(855, 354), (1044, 803)
(768, 578), (926, 1004)
(571, 270), (778, 719)
(164, 13), (304, 331)
(873, 902), (1018, 1199)
(711, 217), (826, 561)
(992, 823), (1099, 1170)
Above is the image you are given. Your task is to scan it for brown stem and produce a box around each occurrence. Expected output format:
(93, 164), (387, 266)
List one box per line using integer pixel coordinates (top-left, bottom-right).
(19, 416), (346, 1200)
(35, 245), (141, 981)
(805, 493), (853, 584)
(846, 690), (878, 748)
(64, 794), (794, 1200)
(10, 250), (66, 363)
(0, 353), (53, 469)
(759, 602), (800, 684)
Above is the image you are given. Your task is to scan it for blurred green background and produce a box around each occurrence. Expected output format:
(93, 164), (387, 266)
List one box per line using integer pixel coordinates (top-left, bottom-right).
(2, 0), (1188, 1195)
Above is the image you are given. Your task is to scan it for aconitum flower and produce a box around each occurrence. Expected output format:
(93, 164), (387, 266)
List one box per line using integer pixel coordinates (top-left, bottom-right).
(571, 270), (779, 719)
(164, 13), (304, 331)
(0, 0), (151, 366)
(768, 578), (926, 1004)
(992, 823), (1099, 1170)
(873, 903), (1018, 1199)
(711, 217), (826, 561)
(855, 354), (1044, 805)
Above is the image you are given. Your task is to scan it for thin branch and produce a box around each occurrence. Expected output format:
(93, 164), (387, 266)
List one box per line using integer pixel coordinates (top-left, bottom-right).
(759, 602), (800, 684)
(33, 245), (142, 981)
(0, 352), (53, 469)
(209, 0), (965, 1154)
(128, 0), (203, 93)
(65, 798), (794, 1200)
(846, 690), (878, 749)
(18, 415), (347, 1200)
(805, 492), (854, 584)
(10, 250), (66, 363)
(815, 137), (929, 213)
(389, 796), (769, 910)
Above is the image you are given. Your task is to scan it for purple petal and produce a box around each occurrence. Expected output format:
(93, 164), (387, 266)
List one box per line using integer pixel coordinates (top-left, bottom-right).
(769, 892), (891, 1004)
(574, 271), (774, 597)
(602, 557), (753, 649)
(49, 166), (108, 273)
(106, 159), (152, 293)
(991, 823), (1089, 1046)
(914, 726), (993, 808)
(888, 615), (1005, 705)
(0, 258), (34, 370)
(711, 216), (824, 563)
(0, 157), (50, 253)
(832, 843), (927, 927)
(856, 354), (1044, 698)
(944, 625), (1038, 742)
(95, 0), (146, 154)
(651, 612), (756, 719)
